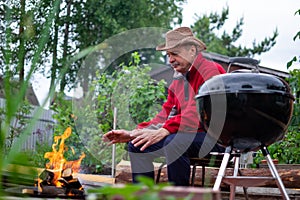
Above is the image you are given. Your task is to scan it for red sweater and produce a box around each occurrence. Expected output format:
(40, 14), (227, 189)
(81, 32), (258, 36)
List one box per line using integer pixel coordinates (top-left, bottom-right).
(137, 53), (226, 133)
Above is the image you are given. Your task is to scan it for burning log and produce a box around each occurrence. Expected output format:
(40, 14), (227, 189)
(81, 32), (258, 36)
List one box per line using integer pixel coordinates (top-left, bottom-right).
(39, 186), (66, 196)
(62, 167), (73, 180)
(39, 169), (56, 186)
(34, 127), (86, 198)
(37, 168), (84, 197)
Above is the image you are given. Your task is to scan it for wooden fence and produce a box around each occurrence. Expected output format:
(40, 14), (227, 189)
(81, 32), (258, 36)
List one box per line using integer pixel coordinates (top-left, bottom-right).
(21, 106), (56, 151)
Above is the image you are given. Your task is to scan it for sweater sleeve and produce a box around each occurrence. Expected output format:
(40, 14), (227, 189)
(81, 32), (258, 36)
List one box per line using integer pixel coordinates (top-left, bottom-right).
(137, 89), (175, 129)
(162, 95), (199, 133)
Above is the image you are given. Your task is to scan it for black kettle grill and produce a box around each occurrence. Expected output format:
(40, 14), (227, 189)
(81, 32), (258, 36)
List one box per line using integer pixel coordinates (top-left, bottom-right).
(195, 57), (294, 200)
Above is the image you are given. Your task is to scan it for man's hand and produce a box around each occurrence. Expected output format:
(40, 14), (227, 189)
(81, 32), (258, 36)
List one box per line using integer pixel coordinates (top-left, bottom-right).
(130, 128), (170, 151)
(102, 129), (133, 145)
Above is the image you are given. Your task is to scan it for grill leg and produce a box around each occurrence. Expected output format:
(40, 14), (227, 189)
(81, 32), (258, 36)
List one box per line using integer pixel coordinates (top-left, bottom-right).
(261, 146), (290, 200)
(238, 169), (249, 200)
(228, 151), (249, 200)
(213, 146), (232, 191)
(229, 151), (240, 200)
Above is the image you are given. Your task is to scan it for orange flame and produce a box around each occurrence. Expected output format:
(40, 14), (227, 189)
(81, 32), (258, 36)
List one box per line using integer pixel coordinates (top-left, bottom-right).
(43, 127), (85, 187)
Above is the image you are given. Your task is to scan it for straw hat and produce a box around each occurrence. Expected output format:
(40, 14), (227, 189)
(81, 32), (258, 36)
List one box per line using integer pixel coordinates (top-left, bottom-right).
(156, 27), (206, 51)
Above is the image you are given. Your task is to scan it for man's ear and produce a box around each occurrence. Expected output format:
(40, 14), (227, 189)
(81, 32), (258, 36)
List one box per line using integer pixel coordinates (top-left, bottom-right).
(190, 45), (197, 55)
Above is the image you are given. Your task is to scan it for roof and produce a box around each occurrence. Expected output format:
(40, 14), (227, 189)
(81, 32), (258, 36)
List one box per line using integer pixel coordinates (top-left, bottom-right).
(150, 51), (290, 86)
(202, 52), (290, 79)
(0, 77), (40, 106)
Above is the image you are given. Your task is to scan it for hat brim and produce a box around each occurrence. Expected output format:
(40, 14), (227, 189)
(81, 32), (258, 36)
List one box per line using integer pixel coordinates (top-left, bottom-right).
(156, 37), (206, 51)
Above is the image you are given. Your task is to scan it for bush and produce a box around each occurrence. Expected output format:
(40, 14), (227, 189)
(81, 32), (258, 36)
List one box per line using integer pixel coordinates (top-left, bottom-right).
(64, 52), (167, 172)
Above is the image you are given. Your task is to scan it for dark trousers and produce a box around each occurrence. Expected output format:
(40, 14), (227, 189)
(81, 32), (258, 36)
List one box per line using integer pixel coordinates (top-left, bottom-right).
(127, 132), (224, 186)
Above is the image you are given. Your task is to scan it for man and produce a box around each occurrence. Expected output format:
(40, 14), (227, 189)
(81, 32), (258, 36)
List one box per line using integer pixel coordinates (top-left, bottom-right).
(102, 27), (226, 186)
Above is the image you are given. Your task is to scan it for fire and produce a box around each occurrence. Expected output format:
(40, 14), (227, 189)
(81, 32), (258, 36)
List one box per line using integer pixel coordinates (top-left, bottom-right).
(42, 127), (85, 187)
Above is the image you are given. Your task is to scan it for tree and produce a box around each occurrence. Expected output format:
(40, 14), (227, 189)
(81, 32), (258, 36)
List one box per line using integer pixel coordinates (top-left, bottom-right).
(287, 9), (300, 69)
(70, 0), (185, 95)
(59, 0), (72, 93)
(191, 6), (278, 57)
(1, 0), (184, 97)
(0, 0), (61, 102)
(32, 0), (72, 93)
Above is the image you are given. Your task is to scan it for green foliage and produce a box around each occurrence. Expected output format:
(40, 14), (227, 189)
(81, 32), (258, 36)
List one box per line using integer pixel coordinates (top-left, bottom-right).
(268, 126), (300, 164)
(271, 69), (300, 164)
(287, 56), (298, 68)
(0, 98), (32, 155)
(192, 6), (278, 57)
(288, 69), (300, 103)
(72, 93), (117, 171)
(254, 124), (300, 165)
(50, 93), (75, 136)
(23, 140), (52, 168)
(70, 0), (184, 95)
(1, 0), (184, 96)
(94, 52), (166, 130)
(21, 52), (168, 175)
(49, 92), (103, 171)
(0, 0), (62, 196)
(260, 9), (300, 164)
(72, 52), (166, 169)
(254, 69), (300, 164)
(287, 9), (300, 68)
(87, 176), (193, 200)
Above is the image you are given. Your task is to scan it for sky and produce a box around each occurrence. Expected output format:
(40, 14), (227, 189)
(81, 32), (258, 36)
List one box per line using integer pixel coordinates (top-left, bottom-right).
(180, 0), (300, 72)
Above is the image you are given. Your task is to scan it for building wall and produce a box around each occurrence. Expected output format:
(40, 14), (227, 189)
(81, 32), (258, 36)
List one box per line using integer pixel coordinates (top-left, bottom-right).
(0, 98), (55, 152)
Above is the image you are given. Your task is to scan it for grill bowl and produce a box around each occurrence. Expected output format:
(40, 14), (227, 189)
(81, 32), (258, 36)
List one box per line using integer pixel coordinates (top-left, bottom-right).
(195, 71), (294, 152)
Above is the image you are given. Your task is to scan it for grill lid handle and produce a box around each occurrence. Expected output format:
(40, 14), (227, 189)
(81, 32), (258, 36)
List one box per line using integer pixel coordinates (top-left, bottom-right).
(229, 57), (259, 66)
(227, 57), (260, 73)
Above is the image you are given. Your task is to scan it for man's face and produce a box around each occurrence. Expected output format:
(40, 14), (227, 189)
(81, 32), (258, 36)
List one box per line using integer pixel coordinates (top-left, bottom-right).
(166, 45), (195, 73)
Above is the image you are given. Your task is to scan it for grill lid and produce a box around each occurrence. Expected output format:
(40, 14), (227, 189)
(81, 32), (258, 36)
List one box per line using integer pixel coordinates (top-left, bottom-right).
(196, 70), (294, 100)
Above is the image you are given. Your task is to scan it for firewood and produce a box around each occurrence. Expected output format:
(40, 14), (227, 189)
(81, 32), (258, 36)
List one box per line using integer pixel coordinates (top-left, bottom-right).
(22, 188), (34, 194)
